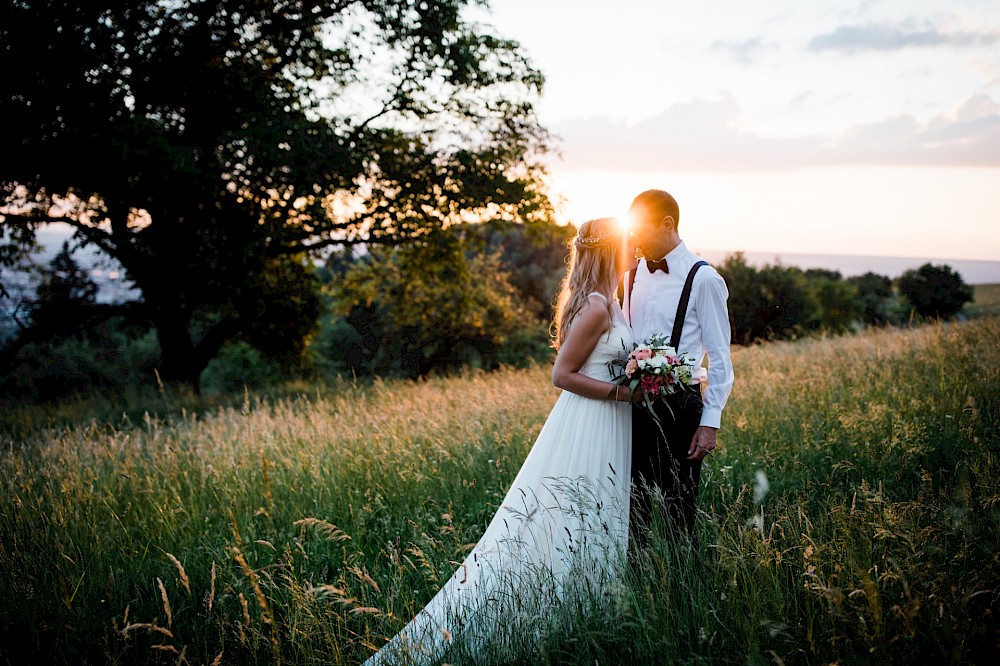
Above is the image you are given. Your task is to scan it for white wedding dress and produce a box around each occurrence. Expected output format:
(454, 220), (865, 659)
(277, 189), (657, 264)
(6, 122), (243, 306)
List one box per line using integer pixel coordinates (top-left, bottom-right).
(363, 294), (633, 665)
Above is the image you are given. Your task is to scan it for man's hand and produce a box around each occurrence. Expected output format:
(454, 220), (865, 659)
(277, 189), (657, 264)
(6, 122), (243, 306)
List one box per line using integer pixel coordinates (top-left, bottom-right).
(687, 426), (718, 460)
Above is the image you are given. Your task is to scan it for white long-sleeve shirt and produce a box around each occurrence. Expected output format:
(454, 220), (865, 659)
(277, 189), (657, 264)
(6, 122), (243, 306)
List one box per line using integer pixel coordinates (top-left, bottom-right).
(624, 240), (735, 429)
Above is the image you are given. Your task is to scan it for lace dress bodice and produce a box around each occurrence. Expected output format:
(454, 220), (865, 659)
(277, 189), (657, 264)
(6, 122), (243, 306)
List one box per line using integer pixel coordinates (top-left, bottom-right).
(578, 295), (633, 381)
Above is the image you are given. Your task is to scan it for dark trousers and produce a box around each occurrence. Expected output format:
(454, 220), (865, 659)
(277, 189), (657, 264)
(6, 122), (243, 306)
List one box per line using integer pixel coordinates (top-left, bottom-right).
(630, 386), (704, 549)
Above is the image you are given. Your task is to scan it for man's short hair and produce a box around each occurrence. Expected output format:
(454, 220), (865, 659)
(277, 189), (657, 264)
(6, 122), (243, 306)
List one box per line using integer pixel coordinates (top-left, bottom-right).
(631, 189), (680, 230)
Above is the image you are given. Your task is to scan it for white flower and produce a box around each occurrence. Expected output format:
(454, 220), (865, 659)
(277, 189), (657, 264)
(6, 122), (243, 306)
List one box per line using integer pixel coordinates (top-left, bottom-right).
(647, 355), (668, 369)
(753, 470), (770, 504)
(662, 345), (677, 357)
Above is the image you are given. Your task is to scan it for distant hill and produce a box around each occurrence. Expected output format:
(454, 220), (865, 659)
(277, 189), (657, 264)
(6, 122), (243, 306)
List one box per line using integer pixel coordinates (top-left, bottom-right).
(5, 225), (998, 319)
(0, 227), (140, 342)
(696, 249), (1000, 285)
(2, 226), (140, 305)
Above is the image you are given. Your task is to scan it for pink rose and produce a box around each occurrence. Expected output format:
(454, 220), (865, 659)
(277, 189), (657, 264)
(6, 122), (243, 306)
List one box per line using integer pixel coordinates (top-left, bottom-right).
(635, 348), (653, 361)
(626, 359), (638, 377)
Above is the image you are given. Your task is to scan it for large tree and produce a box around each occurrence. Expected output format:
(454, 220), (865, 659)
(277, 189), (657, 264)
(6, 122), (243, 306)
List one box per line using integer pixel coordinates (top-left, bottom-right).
(0, 0), (553, 389)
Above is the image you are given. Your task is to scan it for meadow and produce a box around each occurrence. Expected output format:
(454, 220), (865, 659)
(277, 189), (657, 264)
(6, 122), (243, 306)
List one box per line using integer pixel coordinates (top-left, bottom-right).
(967, 283), (1000, 318)
(1, 316), (998, 665)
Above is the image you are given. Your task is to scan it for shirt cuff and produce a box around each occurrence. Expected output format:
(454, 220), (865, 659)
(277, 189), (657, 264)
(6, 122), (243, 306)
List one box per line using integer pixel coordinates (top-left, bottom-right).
(700, 407), (722, 429)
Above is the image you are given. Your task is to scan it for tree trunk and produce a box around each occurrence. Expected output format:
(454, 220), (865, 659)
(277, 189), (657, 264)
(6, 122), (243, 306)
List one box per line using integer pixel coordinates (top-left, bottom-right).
(152, 305), (244, 394)
(153, 313), (204, 393)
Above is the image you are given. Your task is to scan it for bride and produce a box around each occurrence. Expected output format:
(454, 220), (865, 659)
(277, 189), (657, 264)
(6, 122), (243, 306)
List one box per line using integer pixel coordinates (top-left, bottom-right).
(363, 218), (637, 664)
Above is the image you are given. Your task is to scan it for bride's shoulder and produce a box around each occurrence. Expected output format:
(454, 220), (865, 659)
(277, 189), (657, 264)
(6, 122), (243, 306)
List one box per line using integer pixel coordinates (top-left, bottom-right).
(571, 294), (612, 330)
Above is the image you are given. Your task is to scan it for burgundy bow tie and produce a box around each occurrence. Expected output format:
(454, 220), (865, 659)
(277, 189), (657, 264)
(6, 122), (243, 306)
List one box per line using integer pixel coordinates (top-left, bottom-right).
(646, 259), (669, 274)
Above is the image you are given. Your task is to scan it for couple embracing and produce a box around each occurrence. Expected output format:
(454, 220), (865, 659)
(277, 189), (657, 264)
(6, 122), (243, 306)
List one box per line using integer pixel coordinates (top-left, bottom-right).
(364, 189), (734, 664)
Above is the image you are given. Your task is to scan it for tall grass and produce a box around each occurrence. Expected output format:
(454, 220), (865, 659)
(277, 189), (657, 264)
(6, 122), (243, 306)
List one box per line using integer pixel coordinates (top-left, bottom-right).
(1, 317), (997, 665)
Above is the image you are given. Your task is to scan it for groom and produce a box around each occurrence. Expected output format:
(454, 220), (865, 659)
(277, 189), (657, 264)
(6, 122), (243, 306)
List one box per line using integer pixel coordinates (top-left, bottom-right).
(624, 189), (734, 547)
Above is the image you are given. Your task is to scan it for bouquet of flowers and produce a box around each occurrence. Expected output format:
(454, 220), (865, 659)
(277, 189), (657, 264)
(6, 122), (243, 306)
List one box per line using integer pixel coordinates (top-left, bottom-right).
(608, 332), (699, 419)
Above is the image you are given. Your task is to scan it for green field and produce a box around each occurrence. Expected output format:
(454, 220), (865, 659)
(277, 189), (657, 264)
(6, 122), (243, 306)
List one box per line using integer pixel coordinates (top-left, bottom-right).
(967, 283), (1000, 318)
(1, 317), (998, 665)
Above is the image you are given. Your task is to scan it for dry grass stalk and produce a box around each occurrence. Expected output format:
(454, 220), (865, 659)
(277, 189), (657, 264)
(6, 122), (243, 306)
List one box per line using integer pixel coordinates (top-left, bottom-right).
(207, 561), (216, 613)
(156, 577), (172, 628)
(294, 517), (352, 542)
(121, 622), (174, 639)
(349, 606), (383, 616)
(260, 448), (274, 508)
(233, 547), (273, 624)
(166, 553), (191, 596)
(209, 650), (224, 666)
(227, 507), (244, 547)
(350, 565), (381, 593)
(304, 584), (348, 599)
(236, 592), (250, 645)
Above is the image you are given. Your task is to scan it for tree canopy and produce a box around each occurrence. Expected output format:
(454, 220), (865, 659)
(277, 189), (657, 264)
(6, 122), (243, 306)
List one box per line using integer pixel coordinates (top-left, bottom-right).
(0, 0), (553, 389)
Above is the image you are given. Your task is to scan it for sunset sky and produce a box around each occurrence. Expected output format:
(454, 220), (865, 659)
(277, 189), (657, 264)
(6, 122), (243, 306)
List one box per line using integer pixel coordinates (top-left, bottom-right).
(482, 0), (1000, 261)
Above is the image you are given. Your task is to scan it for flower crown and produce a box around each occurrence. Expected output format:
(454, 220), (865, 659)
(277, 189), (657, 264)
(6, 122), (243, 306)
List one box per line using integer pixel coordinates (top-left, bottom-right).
(574, 233), (614, 249)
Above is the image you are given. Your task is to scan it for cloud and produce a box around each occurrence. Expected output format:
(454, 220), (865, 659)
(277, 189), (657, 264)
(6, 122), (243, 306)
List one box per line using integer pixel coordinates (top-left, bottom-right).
(809, 23), (1000, 54)
(712, 38), (768, 65)
(552, 95), (822, 172)
(833, 93), (1000, 166)
(551, 94), (1000, 172)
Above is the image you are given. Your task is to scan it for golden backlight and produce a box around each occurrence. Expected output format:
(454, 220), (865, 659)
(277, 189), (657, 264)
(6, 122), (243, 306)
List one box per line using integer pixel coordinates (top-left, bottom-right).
(615, 214), (634, 237)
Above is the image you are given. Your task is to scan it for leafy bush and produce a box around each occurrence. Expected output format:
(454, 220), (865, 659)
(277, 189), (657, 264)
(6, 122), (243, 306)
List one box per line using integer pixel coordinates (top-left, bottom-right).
(897, 262), (974, 319)
(715, 254), (971, 343)
(0, 320), (161, 402)
(849, 271), (900, 326)
(199, 341), (283, 394)
(717, 253), (814, 343)
(802, 269), (862, 334)
(328, 230), (544, 378)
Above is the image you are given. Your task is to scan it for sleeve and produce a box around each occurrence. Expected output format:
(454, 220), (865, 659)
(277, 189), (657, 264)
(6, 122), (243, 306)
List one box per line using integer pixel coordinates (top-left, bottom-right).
(696, 269), (734, 428)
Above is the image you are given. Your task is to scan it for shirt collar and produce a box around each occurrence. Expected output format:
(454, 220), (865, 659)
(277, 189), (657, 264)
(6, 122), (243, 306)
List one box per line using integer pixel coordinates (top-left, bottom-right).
(657, 240), (688, 264)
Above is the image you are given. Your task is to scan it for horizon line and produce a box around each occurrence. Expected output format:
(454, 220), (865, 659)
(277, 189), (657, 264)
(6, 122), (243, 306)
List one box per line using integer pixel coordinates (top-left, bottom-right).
(693, 247), (1000, 265)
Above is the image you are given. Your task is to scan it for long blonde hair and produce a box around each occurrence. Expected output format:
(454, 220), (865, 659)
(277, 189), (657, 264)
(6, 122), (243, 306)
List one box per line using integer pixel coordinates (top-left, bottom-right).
(552, 217), (621, 350)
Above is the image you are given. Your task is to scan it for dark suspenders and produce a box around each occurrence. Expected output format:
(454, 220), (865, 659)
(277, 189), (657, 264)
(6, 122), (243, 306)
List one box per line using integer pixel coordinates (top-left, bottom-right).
(627, 260), (709, 349)
(670, 261), (708, 350)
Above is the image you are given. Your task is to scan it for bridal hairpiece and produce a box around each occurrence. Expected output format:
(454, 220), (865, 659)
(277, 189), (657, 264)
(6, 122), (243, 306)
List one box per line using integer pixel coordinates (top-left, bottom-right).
(574, 233), (613, 249)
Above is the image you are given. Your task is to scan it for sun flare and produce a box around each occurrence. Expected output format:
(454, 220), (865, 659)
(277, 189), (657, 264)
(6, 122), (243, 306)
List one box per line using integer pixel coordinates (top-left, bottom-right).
(615, 215), (634, 236)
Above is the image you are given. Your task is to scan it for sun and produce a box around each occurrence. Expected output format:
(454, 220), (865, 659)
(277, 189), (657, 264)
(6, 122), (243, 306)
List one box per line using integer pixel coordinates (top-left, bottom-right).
(615, 213), (635, 237)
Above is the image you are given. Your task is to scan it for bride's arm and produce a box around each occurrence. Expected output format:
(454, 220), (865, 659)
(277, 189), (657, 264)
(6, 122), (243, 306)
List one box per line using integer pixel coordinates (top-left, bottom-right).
(551, 297), (631, 402)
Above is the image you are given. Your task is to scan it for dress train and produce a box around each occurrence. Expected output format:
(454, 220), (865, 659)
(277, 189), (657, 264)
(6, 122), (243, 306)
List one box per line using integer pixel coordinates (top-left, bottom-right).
(363, 308), (633, 664)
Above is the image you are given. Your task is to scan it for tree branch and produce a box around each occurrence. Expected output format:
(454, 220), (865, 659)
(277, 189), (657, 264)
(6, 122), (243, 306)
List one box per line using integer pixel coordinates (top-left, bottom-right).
(0, 212), (69, 227)
(2, 211), (123, 257)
